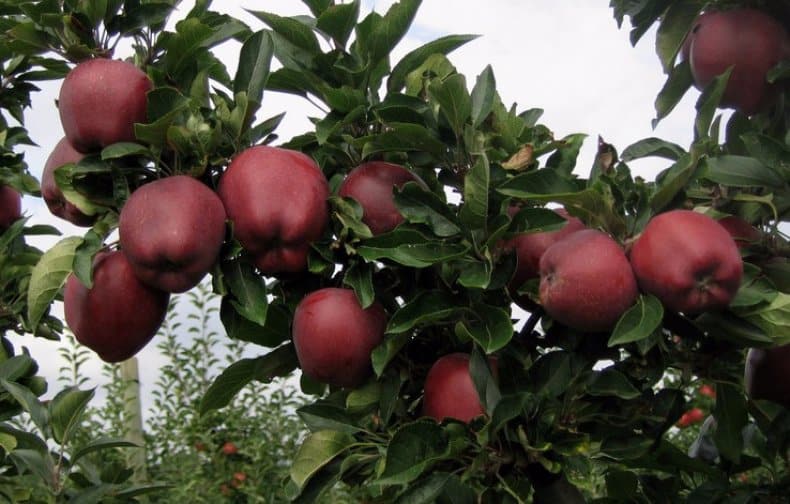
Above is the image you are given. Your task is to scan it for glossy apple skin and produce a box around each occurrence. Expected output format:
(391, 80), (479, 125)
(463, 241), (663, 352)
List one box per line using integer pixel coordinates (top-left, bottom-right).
(745, 345), (790, 408)
(42, 137), (95, 227)
(630, 210), (743, 314)
(292, 288), (386, 388)
(218, 146), (329, 275)
(503, 208), (586, 293)
(0, 185), (21, 231)
(689, 9), (789, 115)
(58, 59), (151, 152)
(64, 251), (169, 363)
(422, 353), (491, 423)
(119, 175), (226, 293)
(717, 216), (761, 249)
(338, 161), (422, 235)
(539, 229), (638, 332)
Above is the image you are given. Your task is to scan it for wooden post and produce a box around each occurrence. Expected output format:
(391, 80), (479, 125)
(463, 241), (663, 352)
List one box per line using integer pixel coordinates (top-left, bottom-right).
(120, 357), (147, 482)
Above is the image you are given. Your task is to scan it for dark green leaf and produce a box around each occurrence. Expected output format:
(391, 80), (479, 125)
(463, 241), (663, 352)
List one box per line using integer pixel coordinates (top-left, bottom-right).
(386, 290), (460, 334)
(713, 383), (747, 463)
(469, 348), (500, 414)
(587, 369), (641, 400)
(653, 61), (693, 127)
(234, 30), (274, 107)
(222, 259), (268, 326)
(428, 73), (470, 136)
(220, 299), (290, 347)
(621, 137), (686, 162)
(470, 65), (495, 127)
(609, 295), (664, 347)
(395, 473), (452, 504)
(71, 438), (138, 464)
(455, 304), (513, 354)
(372, 332), (411, 376)
(0, 379), (49, 436)
(359, 122), (447, 158)
(376, 420), (448, 485)
(393, 182), (459, 237)
(316, 1), (359, 47)
(703, 155), (784, 188)
(459, 155), (489, 230)
(290, 430), (355, 491)
(100, 142), (150, 160)
(655, 2), (702, 74)
(388, 33), (478, 93)
(357, 229), (468, 268)
(27, 236), (81, 332)
(49, 387), (94, 445)
(297, 403), (361, 434)
(694, 67), (732, 140)
(248, 10), (320, 53)
(343, 262), (375, 309)
(358, 0), (421, 65)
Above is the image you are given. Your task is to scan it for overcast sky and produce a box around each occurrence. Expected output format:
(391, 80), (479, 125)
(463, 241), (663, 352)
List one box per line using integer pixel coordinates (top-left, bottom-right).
(11, 1), (700, 414)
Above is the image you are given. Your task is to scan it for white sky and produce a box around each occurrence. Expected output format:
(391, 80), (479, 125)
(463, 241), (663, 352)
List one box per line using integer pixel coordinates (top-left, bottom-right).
(10, 1), (701, 414)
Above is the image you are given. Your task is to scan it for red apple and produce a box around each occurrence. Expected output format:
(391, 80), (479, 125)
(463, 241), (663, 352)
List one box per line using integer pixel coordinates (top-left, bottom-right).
(221, 441), (238, 456)
(502, 208), (585, 295)
(292, 288), (386, 388)
(42, 137), (95, 227)
(119, 175), (226, 293)
(64, 250), (169, 362)
(745, 344), (790, 408)
(58, 58), (152, 152)
(689, 9), (789, 115)
(422, 353), (493, 423)
(717, 215), (761, 249)
(217, 146), (329, 275)
(0, 185), (21, 231)
(699, 384), (716, 399)
(629, 210), (743, 314)
(678, 11), (714, 63)
(539, 229), (638, 332)
(676, 407), (705, 428)
(338, 161), (423, 235)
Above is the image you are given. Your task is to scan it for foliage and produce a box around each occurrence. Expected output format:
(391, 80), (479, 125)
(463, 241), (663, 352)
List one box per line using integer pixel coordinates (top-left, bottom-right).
(0, 0), (787, 502)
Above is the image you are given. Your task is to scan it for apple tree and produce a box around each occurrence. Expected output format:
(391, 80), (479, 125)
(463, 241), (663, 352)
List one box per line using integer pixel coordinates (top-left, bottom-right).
(1, 0), (789, 502)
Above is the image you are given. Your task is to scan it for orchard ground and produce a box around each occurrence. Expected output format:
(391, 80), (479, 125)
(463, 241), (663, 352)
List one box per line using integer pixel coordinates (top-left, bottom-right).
(11, 0), (700, 414)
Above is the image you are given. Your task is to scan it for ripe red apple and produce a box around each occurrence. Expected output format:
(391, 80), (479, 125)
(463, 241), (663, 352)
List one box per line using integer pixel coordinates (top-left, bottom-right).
(64, 250), (169, 362)
(503, 208), (585, 295)
(338, 161), (423, 235)
(678, 11), (714, 63)
(422, 353), (495, 423)
(119, 175), (226, 293)
(42, 137), (95, 227)
(717, 215), (761, 249)
(292, 288), (386, 388)
(539, 229), (638, 332)
(676, 407), (705, 428)
(744, 344), (790, 408)
(629, 210), (743, 314)
(218, 146), (329, 275)
(0, 185), (21, 231)
(58, 58), (152, 152)
(221, 441), (238, 456)
(689, 9), (789, 115)
(699, 384), (716, 399)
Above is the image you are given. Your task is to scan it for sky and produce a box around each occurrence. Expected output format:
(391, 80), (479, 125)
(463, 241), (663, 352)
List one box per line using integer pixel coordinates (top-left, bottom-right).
(9, 1), (701, 416)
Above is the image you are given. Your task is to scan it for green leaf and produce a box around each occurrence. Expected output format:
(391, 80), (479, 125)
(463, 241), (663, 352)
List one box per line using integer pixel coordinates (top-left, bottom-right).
(249, 10), (320, 54)
(372, 332), (411, 376)
(298, 403), (361, 435)
(388, 33), (478, 93)
(655, 2), (702, 74)
(386, 291), (460, 334)
(497, 169), (581, 198)
(469, 349), (500, 414)
(695, 311), (773, 346)
(0, 379), (49, 436)
(459, 155), (489, 230)
(703, 156), (784, 188)
(49, 387), (94, 445)
(376, 421), (448, 485)
(100, 142), (150, 160)
(71, 438), (138, 464)
(455, 304), (513, 354)
(27, 236), (82, 332)
(9, 449), (55, 487)
(587, 369), (641, 400)
(359, 122), (447, 158)
(694, 67), (732, 140)
(428, 73), (471, 136)
(343, 262), (375, 309)
(234, 30), (274, 107)
(220, 299), (290, 347)
(357, 229), (468, 268)
(609, 295), (664, 347)
(470, 65), (496, 127)
(653, 60), (693, 127)
(734, 292), (790, 344)
(621, 137), (686, 162)
(395, 473), (452, 504)
(393, 182), (460, 238)
(650, 152), (701, 213)
(290, 430), (355, 491)
(0, 355), (36, 382)
(316, 0), (359, 47)
(358, 0), (421, 65)
(199, 344), (299, 414)
(118, 3), (173, 35)
(713, 383), (747, 463)
(222, 259), (267, 326)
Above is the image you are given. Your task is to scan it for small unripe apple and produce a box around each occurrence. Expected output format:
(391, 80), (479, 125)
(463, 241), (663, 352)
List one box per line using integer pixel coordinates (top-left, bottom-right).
(745, 344), (790, 408)
(58, 58), (152, 152)
(292, 288), (386, 388)
(629, 210), (743, 314)
(42, 137), (95, 227)
(0, 185), (21, 231)
(218, 146), (329, 275)
(539, 229), (638, 332)
(64, 250), (169, 362)
(422, 353), (495, 423)
(689, 9), (789, 115)
(119, 175), (226, 293)
(502, 208), (585, 294)
(717, 216), (761, 249)
(338, 161), (423, 235)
